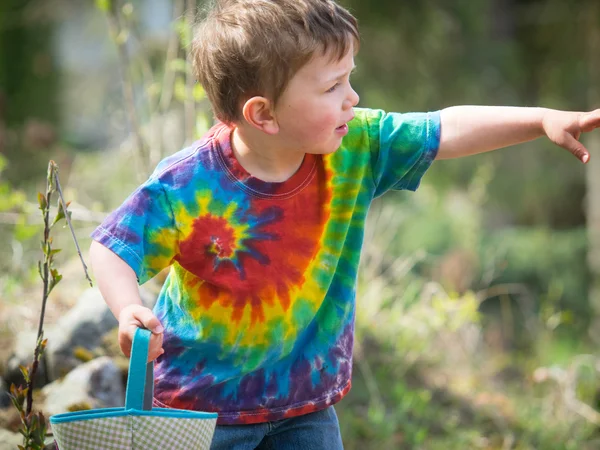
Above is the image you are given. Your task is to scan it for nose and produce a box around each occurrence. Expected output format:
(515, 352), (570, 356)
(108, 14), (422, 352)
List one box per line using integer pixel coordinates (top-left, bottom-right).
(343, 86), (360, 110)
(350, 87), (359, 106)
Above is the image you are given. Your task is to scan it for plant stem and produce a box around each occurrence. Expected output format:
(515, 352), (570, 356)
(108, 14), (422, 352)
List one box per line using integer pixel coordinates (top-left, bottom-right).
(107, 0), (149, 178)
(53, 168), (93, 287)
(25, 162), (53, 417)
(184, 0), (196, 144)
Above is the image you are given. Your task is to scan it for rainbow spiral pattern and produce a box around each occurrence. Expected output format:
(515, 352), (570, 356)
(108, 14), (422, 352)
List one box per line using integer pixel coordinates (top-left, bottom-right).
(92, 107), (440, 424)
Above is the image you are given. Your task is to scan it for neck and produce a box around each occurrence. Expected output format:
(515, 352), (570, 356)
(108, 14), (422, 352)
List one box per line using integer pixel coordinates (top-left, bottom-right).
(231, 125), (305, 183)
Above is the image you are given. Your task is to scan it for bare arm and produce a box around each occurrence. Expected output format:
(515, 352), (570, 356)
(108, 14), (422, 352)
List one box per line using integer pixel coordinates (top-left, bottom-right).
(437, 106), (600, 162)
(90, 240), (164, 360)
(90, 240), (144, 318)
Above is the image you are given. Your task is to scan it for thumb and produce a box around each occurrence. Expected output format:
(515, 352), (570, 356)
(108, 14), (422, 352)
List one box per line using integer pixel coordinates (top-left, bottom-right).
(132, 308), (164, 334)
(561, 132), (590, 163)
(579, 109), (600, 133)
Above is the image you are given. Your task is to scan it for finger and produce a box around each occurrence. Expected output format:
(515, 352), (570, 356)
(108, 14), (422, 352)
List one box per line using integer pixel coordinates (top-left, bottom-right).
(131, 308), (164, 334)
(118, 326), (134, 357)
(148, 333), (165, 362)
(120, 324), (164, 359)
(120, 323), (165, 360)
(561, 132), (590, 163)
(579, 109), (600, 132)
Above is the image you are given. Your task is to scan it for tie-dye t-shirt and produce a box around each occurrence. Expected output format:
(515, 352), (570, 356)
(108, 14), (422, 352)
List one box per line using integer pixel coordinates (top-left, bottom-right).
(91, 107), (440, 425)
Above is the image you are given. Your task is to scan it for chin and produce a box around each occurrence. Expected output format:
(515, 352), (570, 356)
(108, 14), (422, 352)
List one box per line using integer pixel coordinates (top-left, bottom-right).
(307, 146), (340, 156)
(308, 139), (344, 155)
(323, 145), (341, 155)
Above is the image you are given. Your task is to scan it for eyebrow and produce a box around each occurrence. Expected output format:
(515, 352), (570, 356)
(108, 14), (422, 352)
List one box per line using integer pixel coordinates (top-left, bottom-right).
(325, 65), (357, 83)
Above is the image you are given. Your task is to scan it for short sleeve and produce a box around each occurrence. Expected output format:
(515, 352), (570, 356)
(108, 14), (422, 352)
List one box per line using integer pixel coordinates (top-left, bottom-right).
(91, 176), (178, 284)
(369, 109), (441, 197)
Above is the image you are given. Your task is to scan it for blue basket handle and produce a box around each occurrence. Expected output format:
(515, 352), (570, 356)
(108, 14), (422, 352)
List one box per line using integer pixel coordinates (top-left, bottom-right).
(125, 327), (154, 411)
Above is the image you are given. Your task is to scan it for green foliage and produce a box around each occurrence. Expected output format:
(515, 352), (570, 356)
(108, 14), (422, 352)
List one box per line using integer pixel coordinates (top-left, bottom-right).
(9, 344), (48, 450)
(346, 181), (598, 449)
(0, 156), (41, 301)
(483, 227), (589, 331)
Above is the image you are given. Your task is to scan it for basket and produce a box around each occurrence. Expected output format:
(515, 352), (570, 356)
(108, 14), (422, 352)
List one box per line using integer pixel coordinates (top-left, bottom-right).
(50, 327), (217, 449)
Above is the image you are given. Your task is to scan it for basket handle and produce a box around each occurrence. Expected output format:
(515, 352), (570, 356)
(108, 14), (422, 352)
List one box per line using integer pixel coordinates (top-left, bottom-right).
(125, 327), (154, 411)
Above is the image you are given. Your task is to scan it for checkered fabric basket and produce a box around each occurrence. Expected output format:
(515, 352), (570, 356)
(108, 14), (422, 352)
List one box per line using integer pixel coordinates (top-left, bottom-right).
(50, 328), (218, 450)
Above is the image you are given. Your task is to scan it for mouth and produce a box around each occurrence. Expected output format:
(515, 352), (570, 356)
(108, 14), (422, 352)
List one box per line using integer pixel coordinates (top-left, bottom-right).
(336, 116), (354, 134)
(335, 115), (355, 133)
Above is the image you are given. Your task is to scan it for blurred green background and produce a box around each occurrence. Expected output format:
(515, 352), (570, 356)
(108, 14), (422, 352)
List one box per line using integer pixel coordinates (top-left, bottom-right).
(1, 0), (600, 449)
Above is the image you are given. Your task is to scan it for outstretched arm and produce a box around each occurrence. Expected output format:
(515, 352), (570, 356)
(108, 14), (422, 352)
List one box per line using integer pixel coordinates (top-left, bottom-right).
(437, 106), (600, 163)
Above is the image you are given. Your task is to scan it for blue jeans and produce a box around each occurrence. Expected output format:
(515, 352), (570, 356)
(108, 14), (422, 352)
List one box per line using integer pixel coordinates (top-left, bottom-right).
(209, 406), (344, 450)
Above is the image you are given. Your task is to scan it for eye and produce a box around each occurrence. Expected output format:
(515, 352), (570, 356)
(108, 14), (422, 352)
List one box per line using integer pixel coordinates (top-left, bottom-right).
(326, 83), (340, 93)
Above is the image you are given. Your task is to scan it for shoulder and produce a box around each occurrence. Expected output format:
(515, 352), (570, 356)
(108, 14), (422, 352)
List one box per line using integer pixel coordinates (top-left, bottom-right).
(345, 108), (387, 145)
(349, 107), (385, 129)
(150, 123), (227, 183)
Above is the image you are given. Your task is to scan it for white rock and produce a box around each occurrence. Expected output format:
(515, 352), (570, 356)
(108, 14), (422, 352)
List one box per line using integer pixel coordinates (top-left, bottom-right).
(42, 356), (124, 417)
(0, 429), (23, 449)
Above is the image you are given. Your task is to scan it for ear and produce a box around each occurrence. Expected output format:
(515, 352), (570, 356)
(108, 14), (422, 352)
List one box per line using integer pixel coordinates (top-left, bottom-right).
(241, 96), (279, 135)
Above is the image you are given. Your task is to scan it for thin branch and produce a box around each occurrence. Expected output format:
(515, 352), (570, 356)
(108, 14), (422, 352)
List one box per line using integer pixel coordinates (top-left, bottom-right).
(154, 0), (186, 165)
(184, 0), (197, 144)
(53, 169), (93, 287)
(106, 0), (150, 177)
(25, 163), (53, 418)
(476, 283), (530, 303)
(159, 0), (186, 113)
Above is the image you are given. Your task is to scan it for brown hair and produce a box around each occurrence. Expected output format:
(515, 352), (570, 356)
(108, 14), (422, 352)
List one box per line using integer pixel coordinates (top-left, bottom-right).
(192, 0), (359, 123)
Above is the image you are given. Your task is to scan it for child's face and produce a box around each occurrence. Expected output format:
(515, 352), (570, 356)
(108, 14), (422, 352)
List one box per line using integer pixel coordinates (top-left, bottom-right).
(273, 43), (359, 155)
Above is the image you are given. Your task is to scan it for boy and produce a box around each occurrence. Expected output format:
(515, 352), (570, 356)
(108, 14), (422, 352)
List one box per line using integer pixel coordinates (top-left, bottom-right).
(89, 0), (600, 448)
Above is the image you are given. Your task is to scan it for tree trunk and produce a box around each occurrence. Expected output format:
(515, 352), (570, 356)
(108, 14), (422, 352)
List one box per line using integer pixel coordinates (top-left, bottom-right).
(586, 0), (600, 343)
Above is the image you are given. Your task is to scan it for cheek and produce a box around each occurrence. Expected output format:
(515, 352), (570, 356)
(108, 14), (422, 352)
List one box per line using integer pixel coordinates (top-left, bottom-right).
(302, 117), (335, 143)
(308, 104), (338, 129)
(282, 99), (338, 140)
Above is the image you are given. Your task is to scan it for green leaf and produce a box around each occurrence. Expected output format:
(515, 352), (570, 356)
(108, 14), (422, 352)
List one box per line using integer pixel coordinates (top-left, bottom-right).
(51, 198), (72, 228)
(29, 414), (38, 431)
(9, 394), (22, 412)
(47, 164), (56, 192)
(39, 339), (48, 356)
(95, 0), (111, 12)
(48, 273), (63, 294)
(37, 192), (47, 211)
(19, 365), (30, 383)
